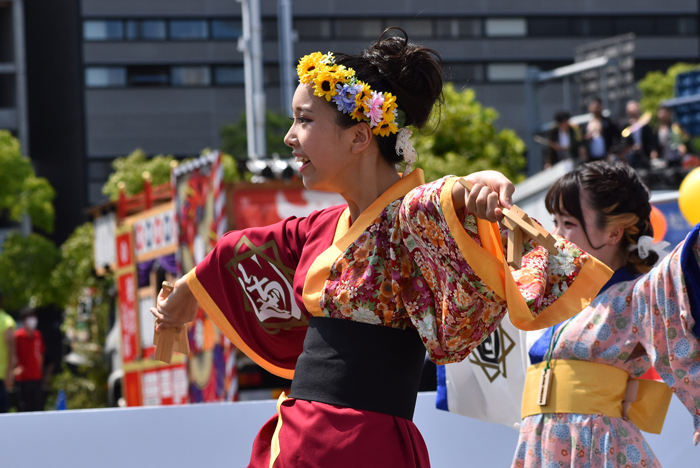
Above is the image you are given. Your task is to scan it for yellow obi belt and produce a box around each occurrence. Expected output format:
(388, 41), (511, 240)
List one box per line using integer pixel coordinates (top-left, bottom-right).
(522, 359), (673, 434)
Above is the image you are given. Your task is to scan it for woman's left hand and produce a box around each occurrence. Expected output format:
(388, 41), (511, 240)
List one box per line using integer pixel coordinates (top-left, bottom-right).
(460, 170), (514, 222)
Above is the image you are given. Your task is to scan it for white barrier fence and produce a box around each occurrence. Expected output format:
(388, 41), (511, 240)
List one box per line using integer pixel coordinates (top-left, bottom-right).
(0, 392), (696, 467)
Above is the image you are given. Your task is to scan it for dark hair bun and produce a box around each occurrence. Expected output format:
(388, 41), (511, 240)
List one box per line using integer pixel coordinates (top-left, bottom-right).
(333, 28), (443, 164)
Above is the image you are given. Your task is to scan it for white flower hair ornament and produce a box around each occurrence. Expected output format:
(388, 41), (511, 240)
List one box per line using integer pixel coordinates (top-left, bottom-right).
(629, 235), (671, 262)
(396, 128), (417, 176)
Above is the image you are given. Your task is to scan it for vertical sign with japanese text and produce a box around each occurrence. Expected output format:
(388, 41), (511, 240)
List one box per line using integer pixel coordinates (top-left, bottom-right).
(115, 229), (141, 366)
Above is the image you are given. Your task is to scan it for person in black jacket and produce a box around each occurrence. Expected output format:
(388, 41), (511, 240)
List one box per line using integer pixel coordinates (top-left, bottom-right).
(545, 110), (583, 168)
(582, 97), (620, 161)
(621, 100), (655, 169)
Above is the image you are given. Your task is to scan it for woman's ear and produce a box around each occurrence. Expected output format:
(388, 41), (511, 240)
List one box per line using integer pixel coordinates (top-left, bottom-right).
(608, 225), (625, 246)
(349, 122), (374, 154)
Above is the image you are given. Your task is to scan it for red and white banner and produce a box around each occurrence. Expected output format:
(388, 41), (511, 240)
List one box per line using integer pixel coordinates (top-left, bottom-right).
(116, 229), (140, 364)
(133, 206), (177, 259)
(173, 151), (237, 403)
(141, 364), (189, 406)
(117, 272), (139, 363)
(231, 185), (346, 230)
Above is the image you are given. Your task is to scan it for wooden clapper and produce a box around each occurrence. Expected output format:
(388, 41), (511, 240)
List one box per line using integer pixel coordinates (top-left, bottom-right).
(153, 281), (190, 363)
(459, 178), (560, 406)
(458, 178), (558, 269)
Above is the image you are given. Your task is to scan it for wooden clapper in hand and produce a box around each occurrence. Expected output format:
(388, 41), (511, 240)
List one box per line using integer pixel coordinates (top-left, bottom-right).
(153, 281), (190, 363)
(459, 178), (559, 405)
(458, 178), (558, 269)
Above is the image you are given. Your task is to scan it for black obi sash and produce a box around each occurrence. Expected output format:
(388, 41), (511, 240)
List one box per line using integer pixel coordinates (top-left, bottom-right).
(289, 316), (427, 420)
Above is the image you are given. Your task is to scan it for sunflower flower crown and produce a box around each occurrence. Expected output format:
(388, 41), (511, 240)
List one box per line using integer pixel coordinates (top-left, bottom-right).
(297, 52), (400, 137)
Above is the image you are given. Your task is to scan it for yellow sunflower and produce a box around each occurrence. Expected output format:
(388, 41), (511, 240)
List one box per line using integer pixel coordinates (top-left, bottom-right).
(351, 83), (371, 120)
(297, 52), (324, 84)
(381, 93), (398, 122)
(329, 64), (354, 82)
(374, 119), (398, 137)
(312, 68), (340, 101)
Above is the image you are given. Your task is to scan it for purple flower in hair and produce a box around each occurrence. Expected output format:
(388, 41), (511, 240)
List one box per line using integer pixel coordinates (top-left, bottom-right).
(332, 83), (359, 114)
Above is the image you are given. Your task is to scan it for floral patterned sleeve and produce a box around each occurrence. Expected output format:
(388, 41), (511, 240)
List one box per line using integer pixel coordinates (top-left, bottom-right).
(398, 177), (604, 365)
(625, 227), (700, 436)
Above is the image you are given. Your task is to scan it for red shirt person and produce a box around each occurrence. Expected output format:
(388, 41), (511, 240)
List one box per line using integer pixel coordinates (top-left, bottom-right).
(14, 308), (45, 412)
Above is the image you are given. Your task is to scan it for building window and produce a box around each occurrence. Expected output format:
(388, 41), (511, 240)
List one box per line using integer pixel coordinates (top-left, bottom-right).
(614, 17), (655, 36)
(336, 19), (383, 39)
(444, 63), (485, 83)
(458, 19), (483, 37)
(214, 66), (244, 85)
(126, 20), (167, 40)
(211, 19), (242, 39)
(435, 18), (482, 38)
(572, 18), (613, 37)
(85, 67), (127, 87)
(83, 20), (124, 41)
(171, 66), (211, 86)
(435, 19), (459, 39)
(485, 18), (526, 37)
(262, 18), (279, 40)
(169, 20), (208, 40)
(264, 64), (280, 86)
(487, 63), (527, 82)
(679, 17), (698, 35)
(385, 18), (433, 38)
(528, 18), (572, 37)
(295, 19), (332, 40)
(127, 65), (170, 87)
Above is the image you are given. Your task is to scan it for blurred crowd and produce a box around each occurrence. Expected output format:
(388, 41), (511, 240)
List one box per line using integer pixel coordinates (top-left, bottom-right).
(0, 293), (47, 414)
(543, 98), (700, 189)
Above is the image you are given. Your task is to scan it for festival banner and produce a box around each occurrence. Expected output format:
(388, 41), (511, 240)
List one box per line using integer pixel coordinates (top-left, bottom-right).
(115, 201), (187, 407)
(141, 364), (189, 406)
(132, 204), (177, 260)
(437, 318), (530, 429)
(230, 181), (345, 230)
(173, 151), (237, 403)
(115, 229), (139, 364)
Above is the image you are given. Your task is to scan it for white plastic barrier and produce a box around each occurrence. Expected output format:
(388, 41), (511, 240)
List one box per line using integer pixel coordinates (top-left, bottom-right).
(0, 392), (696, 467)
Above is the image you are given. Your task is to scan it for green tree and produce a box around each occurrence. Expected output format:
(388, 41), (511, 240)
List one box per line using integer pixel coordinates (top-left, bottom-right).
(102, 149), (243, 201)
(0, 132), (112, 409)
(0, 131), (59, 311)
(220, 110), (292, 160)
(46, 222), (112, 410)
(412, 84), (526, 183)
(0, 233), (60, 311)
(102, 149), (175, 200)
(0, 130), (55, 233)
(638, 62), (700, 119)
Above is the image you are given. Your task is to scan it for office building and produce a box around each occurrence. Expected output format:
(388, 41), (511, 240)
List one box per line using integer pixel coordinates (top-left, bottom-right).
(59, 0), (700, 204)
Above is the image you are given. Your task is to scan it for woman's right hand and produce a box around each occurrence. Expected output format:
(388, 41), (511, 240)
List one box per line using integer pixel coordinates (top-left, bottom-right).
(150, 276), (199, 331)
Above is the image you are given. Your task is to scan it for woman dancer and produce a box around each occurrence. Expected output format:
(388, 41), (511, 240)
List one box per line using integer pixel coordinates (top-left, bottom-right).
(153, 30), (611, 467)
(512, 161), (700, 468)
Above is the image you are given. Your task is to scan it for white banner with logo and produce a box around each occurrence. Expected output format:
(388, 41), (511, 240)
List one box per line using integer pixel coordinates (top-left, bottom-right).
(437, 318), (544, 429)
